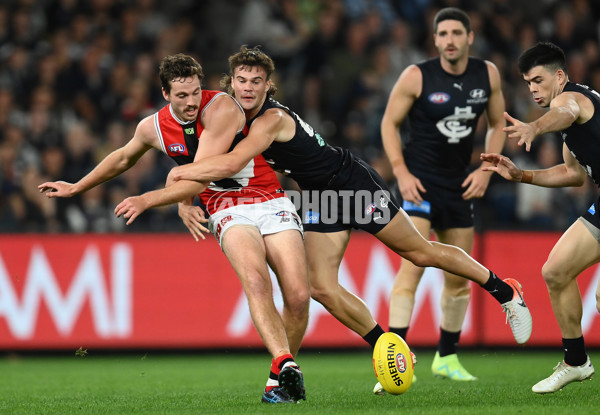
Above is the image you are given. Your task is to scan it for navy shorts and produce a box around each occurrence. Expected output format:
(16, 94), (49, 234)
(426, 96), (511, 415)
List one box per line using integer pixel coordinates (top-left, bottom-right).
(582, 195), (600, 232)
(300, 152), (401, 234)
(391, 177), (473, 231)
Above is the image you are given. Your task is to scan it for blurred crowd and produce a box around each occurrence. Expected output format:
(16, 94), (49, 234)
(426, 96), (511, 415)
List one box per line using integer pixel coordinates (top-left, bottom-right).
(1, 0), (599, 233)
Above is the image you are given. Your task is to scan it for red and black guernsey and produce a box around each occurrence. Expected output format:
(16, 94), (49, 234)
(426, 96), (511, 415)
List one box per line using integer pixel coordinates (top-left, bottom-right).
(154, 90), (284, 214)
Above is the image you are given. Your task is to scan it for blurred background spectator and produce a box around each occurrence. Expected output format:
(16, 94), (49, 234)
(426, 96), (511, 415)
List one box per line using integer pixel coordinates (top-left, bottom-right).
(1, 0), (599, 233)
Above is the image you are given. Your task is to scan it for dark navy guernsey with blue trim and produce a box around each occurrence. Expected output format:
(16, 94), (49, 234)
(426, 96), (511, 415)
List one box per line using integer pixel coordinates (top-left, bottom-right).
(561, 81), (600, 187)
(249, 97), (347, 189)
(404, 57), (490, 186)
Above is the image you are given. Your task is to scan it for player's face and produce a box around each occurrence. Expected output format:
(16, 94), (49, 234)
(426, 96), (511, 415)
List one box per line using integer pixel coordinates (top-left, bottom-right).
(163, 75), (202, 122)
(434, 20), (473, 64)
(522, 65), (564, 108)
(231, 65), (271, 116)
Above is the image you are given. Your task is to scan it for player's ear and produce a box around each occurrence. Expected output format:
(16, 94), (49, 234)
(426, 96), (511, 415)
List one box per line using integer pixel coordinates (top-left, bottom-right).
(467, 30), (474, 46)
(162, 88), (170, 102)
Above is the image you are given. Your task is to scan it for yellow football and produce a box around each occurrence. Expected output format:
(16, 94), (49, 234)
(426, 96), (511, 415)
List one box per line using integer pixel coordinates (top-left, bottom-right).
(372, 332), (414, 395)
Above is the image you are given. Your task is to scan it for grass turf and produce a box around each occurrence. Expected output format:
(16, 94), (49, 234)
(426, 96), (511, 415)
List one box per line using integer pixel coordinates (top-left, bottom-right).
(1, 349), (598, 414)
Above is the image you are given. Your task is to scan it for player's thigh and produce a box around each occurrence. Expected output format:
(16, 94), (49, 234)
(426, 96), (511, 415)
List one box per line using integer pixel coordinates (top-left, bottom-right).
(264, 229), (309, 295)
(435, 226), (474, 289)
(544, 219), (600, 282)
(304, 229), (351, 291)
(375, 209), (432, 257)
(221, 225), (271, 289)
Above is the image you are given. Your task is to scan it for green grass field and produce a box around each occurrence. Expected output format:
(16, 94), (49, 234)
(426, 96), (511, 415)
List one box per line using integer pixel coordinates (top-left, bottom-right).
(1, 349), (598, 414)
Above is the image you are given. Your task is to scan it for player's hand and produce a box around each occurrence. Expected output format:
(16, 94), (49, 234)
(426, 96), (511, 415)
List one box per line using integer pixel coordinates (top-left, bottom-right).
(480, 153), (523, 182)
(114, 196), (149, 225)
(178, 202), (209, 241)
(396, 171), (426, 205)
(461, 168), (492, 200)
(37, 181), (75, 198)
(503, 112), (536, 152)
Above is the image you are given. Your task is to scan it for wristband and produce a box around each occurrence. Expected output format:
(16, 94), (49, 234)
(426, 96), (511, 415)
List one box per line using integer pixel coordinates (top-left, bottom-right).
(520, 170), (533, 184)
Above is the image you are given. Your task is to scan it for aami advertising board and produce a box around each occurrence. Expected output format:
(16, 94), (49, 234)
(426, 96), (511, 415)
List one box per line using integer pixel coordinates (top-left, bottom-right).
(0, 233), (598, 349)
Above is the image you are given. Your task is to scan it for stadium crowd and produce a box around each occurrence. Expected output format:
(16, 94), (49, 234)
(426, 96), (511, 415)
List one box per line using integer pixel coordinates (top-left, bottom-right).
(1, 0), (599, 233)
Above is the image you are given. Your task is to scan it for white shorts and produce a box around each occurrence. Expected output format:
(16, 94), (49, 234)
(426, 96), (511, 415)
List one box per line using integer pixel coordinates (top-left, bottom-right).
(209, 197), (303, 246)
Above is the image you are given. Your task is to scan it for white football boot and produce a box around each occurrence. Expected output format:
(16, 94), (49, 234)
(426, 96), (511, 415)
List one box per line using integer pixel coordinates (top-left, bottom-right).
(501, 278), (532, 344)
(532, 357), (594, 394)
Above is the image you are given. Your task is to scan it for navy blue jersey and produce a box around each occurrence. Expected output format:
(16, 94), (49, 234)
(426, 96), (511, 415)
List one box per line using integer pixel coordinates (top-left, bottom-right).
(404, 57), (491, 185)
(250, 97), (345, 189)
(561, 82), (600, 187)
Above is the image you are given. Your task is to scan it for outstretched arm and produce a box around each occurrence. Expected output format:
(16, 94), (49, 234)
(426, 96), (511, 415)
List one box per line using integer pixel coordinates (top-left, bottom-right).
(38, 119), (154, 197)
(481, 143), (586, 188)
(503, 92), (581, 152)
(115, 106), (288, 224)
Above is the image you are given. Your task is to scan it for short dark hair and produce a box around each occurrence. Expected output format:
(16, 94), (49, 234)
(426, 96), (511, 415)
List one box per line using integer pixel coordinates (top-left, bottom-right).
(159, 54), (204, 94)
(433, 7), (471, 33)
(517, 42), (567, 75)
(221, 45), (277, 97)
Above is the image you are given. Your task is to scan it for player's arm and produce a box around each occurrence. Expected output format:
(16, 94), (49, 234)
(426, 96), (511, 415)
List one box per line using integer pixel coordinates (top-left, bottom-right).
(171, 108), (289, 183)
(481, 142), (586, 187)
(38, 118), (154, 197)
(463, 61), (506, 199)
(380, 64), (425, 204)
(115, 95), (246, 224)
(504, 92), (583, 152)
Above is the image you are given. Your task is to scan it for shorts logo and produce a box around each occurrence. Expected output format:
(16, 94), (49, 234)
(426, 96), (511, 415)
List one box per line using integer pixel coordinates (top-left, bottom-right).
(428, 92), (450, 104)
(275, 211), (289, 217)
(403, 200), (431, 214)
(168, 143), (186, 154)
(304, 211), (320, 224)
(220, 215), (234, 226)
(365, 203), (377, 215)
(588, 204), (596, 215)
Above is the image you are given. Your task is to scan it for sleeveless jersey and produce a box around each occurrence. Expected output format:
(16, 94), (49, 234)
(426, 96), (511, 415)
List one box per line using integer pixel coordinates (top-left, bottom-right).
(154, 90), (283, 214)
(404, 57), (491, 185)
(250, 97), (345, 189)
(561, 82), (600, 187)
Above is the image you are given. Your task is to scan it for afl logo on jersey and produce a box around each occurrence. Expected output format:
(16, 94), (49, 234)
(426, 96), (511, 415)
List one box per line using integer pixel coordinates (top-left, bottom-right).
(168, 143), (186, 154)
(428, 92), (450, 104)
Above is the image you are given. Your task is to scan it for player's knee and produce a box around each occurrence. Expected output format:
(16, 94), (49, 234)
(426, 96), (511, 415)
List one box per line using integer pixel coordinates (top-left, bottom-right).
(541, 261), (565, 291)
(287, 287), (310, 315)
(403, 251), (431, 268)
(242, 272), (273, 299)
(310, 284), (335, 309)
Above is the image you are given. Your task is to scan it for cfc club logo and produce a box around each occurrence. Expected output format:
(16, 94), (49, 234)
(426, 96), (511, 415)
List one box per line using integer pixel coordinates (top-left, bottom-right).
(168, 143), (186, 154)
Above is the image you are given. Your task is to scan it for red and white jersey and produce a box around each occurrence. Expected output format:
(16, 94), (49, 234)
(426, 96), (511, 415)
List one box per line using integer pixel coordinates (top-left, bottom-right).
(153, 90), (284, 214)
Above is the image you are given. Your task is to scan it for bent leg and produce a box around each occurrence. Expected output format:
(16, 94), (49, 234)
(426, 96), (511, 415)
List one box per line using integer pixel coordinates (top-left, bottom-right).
(542, 219), (600, 339)
(222, 225), (290, 358)
(305, 230), (378, 336)
(264, 230), (310, 356)
(375, 210), (489, 284)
